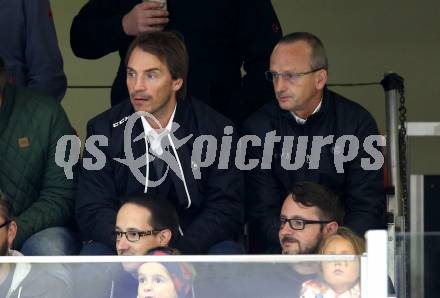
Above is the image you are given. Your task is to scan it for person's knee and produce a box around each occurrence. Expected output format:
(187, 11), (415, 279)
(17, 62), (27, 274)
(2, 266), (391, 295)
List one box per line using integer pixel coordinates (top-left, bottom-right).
(208, 240), (244, 255)
(79, 241), (115, 255)
(21, 227), (81, 256)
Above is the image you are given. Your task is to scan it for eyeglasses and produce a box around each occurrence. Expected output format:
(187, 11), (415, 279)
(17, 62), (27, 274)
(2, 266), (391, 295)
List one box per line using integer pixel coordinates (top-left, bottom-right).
(115, 230), (161, 242)
(0, 220), (11, 229)
(280, 217), (332, 230)
(265, 67), (324, 84)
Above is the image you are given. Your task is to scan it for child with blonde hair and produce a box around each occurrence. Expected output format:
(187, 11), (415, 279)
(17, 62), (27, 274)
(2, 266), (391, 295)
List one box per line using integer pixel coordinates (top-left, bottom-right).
(300, 227), (364, 298)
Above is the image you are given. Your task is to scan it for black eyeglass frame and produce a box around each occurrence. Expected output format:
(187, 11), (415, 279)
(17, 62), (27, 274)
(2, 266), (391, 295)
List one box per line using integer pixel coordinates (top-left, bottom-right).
(0, 220), (11, 229)
(279, 217), (332, 230)
(115, 230), (162, 242)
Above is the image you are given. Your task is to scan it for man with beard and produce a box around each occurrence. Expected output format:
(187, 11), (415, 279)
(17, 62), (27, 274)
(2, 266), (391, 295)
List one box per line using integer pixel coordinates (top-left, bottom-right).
(278, 181), (341, 255)
(0, 191), (73, 297)
(242, 182), (343, 298)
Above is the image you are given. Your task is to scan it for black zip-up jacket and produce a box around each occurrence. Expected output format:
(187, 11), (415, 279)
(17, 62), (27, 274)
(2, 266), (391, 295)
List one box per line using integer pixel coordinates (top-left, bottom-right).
(243, 88), (386, 253)
(75, 97), (243, 254)
(70, 0), (282, 122)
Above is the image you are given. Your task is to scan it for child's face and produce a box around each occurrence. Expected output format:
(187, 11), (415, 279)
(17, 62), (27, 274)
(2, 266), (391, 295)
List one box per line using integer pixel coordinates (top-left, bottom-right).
(321, 236), (360, 293)
(137, 262), (177, 298)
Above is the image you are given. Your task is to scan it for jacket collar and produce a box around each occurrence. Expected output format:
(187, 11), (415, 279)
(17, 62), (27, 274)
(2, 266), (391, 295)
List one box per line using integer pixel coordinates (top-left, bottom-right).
(116, 97), (197, 208)
(7, 250), (31, 297)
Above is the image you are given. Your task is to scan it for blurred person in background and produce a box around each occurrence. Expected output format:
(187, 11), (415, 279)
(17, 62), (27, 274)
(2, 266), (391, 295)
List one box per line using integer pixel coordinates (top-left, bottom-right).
(0, 0), (67, 102)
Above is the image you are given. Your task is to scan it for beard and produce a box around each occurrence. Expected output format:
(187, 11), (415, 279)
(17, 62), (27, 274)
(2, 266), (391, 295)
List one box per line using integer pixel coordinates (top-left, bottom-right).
(0, 239), (8, 256)
(281, 232), (324, 255)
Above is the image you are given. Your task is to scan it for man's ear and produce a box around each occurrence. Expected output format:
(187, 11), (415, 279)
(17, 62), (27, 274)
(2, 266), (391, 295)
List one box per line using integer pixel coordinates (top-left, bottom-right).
(158, 229), (172, 246)
(323, 221), (338, 237)
(7, 221), (17, 249)
(315, 69), (327, 90)
(172, 78), (183, 92)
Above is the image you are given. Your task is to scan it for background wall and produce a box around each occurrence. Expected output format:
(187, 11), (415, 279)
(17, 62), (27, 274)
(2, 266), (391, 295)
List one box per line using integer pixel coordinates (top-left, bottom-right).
(52, 0), (440, 174)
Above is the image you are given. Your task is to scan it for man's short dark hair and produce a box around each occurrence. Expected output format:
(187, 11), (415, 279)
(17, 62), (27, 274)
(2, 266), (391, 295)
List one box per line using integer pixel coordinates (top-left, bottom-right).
(279, 32), (328, 71)
(119, 194), (180, 243)
(288, 181), (344, 224)
(0, 191), (13, 221)
(125, 31), (188, 101)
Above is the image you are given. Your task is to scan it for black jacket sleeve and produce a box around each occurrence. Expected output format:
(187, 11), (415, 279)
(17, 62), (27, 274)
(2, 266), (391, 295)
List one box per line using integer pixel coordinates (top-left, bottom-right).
(342, 111), (386, 236)
(177, 125), (244, 254)
(70, 0), (133, 59)
(75, 119), (118, 249)
(242, 120), (284, 254)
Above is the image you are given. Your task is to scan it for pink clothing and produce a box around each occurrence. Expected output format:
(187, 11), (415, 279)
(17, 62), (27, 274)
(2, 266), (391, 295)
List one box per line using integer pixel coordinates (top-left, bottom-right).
(300, 280), (360, 298)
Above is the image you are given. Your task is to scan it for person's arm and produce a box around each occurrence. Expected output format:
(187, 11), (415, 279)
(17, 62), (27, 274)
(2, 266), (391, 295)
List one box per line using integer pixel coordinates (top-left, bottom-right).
(24, 0), (67, 102)
(242, 122), (285, 253)
(176, 130), (244, 254)
(70, 0), (168, 59)
(14, 104), (75, 248)
(236, 0), (282, 112)
(75, 120), (119, 249)
(246, 166), (285, 253)
(343, 112), (386, 236)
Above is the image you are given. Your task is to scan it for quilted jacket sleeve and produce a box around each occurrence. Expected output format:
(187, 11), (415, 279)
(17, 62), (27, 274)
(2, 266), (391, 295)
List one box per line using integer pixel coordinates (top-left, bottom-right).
(14, 102), (76, 248)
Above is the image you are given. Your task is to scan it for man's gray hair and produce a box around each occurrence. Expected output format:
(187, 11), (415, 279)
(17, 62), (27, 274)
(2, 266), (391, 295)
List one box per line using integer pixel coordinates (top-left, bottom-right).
(278, 32), (328, 71)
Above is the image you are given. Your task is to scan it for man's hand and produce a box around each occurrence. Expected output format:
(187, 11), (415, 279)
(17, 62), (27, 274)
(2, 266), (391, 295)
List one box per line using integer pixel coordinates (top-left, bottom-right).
(122, 2), (169, 36)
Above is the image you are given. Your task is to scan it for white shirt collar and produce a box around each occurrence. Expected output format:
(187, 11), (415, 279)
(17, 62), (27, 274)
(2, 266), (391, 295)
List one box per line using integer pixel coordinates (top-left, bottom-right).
(291, 97), (322, 124)
(140, 104), (177, 156)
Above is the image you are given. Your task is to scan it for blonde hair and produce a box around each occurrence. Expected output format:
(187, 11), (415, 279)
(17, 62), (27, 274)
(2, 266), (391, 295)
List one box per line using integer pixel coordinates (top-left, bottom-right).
(318, 226), (365, 255)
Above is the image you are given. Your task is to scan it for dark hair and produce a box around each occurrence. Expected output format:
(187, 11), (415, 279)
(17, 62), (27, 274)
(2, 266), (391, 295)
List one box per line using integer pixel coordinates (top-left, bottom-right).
(119, 194), (180, 243)
(279, 32), (328, 71)
(0, 57), (5, 95)
(125, 31), (188, 101)
(288, 181), (344, 224)
(145, 246), (195, 298)
(0, 191), (13, 221)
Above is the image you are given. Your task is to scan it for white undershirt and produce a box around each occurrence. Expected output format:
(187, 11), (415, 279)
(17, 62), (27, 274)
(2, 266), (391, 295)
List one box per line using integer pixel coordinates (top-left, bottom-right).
(140, 104), (177, 156)
(291, 98), (322, 124)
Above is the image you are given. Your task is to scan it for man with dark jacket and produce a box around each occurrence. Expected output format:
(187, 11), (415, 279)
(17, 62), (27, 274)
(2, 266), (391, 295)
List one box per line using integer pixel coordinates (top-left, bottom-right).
(243, 32), (386, 253)
(70, 0), (282, 122)
(75, 31), (243, 255)
(0, 57), (78, 255)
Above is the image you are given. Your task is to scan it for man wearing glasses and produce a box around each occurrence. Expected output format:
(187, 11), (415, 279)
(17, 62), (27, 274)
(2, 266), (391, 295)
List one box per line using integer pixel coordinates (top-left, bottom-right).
(278, 182), (342, 255)
(243, 32), (385, 253)
(77, 194), (180, 298)
(115, 194), (179, 258)
(240, 182), (343, 298)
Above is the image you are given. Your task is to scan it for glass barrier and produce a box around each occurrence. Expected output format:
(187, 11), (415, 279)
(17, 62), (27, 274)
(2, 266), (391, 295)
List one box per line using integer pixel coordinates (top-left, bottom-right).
(391, 232), (440, 298)
(0, 230), (388, 298)
(0, 255), (369, 298)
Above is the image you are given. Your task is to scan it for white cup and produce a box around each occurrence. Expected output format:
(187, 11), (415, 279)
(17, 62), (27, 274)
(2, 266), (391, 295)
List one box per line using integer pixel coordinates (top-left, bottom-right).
(144, 0), (167, 10)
